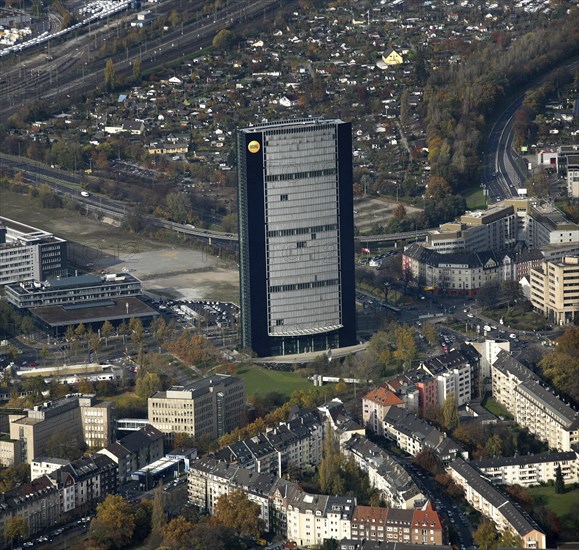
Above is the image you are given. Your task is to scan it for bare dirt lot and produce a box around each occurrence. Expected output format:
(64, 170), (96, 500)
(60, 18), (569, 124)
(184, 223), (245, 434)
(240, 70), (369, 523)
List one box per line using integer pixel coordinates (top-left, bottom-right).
(0, 188), (240, 303)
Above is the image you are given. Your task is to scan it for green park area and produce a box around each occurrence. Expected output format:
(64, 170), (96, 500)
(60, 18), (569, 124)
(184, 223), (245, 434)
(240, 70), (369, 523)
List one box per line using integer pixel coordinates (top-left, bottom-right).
(464, 186), (488, 210)
(233, 365), (312, 399)
(481, 394), (513, 420)
(528, 485), (579, 517)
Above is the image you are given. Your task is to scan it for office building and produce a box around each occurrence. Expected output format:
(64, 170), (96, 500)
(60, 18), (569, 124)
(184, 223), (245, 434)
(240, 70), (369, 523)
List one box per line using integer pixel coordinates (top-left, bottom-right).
(236, 118), (357, 357)
(8, 394), (115, 464)
(530, 255), (579, 325)
(0, 217), (67, 286)
(148, 374), (245, 444)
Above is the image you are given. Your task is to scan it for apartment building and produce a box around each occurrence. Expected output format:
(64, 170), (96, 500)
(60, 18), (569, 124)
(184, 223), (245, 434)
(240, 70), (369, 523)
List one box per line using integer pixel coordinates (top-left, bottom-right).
(474, 451), (579, 487)
(188, 456), (301, 534)
(387, 370), (439, 418)
(31, 457), (70, 481)
(530, 255), (579, 325)
(362, 386), (404, 436)
(0, 217), (67, 286)
(8, 394), (115, 464)
(98, 424), (164, 484)
(48, 453), (118, 513)
(419, 350), (472, 407)
(382, 408), (467, 463)
(448, 459), (546, 549)
(350, 502), (443, 546)
(0, 475), (60, 549)
(214, 407), (323, 477)
(148, 375), (245, 444)
(317, 399), (365, 445)
(339, 542), (450, 550)
(491, 351), (579, 452)
(342, 434), (424, 509)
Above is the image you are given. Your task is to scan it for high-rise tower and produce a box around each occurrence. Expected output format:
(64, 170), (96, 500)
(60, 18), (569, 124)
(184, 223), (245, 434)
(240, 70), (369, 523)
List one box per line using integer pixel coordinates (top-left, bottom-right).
(237, 118), (356, 357)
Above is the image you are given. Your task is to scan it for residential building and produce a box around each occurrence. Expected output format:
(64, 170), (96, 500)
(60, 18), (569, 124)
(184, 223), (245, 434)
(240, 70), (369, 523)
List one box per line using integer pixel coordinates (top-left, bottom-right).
(148, 375), (245, 444)
(382, 407), (467, 463)
(215, 407), (324, 477)
(0, 435), (20, 467)
(474, 451), (579, 487)
(188, 456), (301, 534)
(98, 424), (164, 484)
(342, 434), (424, 509)
(448, 459), (546, 549)
(402, 244), (502, 296)
(8, 394), (114, 464)
(471, 339), (510, 380)
(318, 398), (365, 446)
(0, 217), (67, 286)
(48, 453), (118, 514)
(530, 255), (579, 325)
(379, 48), (404, 66)
(236, 118), (357, 357)
(419, 350), (472, 407)
(339, 542), (451, 550)
(491, 351), (579, 452)
(31, 457), (70, 481)
(362, 386), (404, 435)
(0, 475), (60, 549)
(350, 502), (443, 545)
(387, 370), (439, 418)
(287, 492), (355, 547)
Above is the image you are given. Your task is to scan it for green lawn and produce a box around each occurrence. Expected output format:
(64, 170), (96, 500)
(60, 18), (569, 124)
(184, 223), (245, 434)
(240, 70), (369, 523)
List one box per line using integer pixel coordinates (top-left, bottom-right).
(482, 394), (513, 419)
(528, 485), (579, 517)
(464, 187), (488, 210)
(233, 365), (312, 398)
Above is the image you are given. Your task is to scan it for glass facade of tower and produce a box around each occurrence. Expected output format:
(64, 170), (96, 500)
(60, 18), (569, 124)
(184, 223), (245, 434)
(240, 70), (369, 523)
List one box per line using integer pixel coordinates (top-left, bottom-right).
(237, 119), (356, 357)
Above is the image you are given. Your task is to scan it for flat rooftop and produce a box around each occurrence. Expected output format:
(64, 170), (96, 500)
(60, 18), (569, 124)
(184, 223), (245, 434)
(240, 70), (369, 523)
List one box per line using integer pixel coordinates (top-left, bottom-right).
(30, 296), (158, 327)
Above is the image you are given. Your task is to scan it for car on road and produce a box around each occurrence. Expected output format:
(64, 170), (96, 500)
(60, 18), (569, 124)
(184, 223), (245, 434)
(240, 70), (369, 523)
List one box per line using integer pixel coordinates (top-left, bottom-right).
(80, 191), (90, 197)
(467, 313), (474, 318)
(509, 333), (517, 339)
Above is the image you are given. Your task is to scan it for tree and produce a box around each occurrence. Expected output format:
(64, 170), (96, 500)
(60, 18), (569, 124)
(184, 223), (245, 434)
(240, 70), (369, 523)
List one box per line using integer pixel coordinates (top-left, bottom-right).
(90, 494), (136, 548)
(104, 58), (116, 91)
(133, 57), (142, 81)
(485, 433), (503, 458)
(100, 320), (114, 346)
(151, 484), (166, 535)
(442, 393), (459, 432)
(133, 499), (153, 544)
(498, 530), (524, 548)
(540, 327), (579, 402)
(135, 372), (163, 399)
(554, 464), (565, 494)
(473, 520), (499, 550)
(5, 516), (27, 548)
(212, 489), (263, 537)
(161, 516), (196, 549)
(212, 29), (235, 51)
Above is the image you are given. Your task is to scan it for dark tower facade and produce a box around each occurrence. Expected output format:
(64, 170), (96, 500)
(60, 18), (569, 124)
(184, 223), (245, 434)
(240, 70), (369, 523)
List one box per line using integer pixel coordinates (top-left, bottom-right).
(237, 118), (356, 357)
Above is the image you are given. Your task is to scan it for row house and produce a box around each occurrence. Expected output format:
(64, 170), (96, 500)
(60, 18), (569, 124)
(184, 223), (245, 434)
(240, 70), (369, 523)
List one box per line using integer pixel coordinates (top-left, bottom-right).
(382, 408), (467, 463)
(474, 450), (579, 487)
(350, 502), (443, 546)
(48, 454), (117, 515)
(448, 459), (546, 549)
(0, 476), (60, 549)
(188, 457), (445, 548)
(188, 457), (301, 535)
(317, 399), (365, 445)
(491, 351), (579, 452)
(214, 407), (324, 477)
(342, 434), (424, 509)
(0, 453), (117, 548)
(98, 424), (164, 484)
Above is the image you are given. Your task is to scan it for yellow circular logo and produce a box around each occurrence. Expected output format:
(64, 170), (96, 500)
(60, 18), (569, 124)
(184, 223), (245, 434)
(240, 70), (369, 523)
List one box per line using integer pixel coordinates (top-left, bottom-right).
(248, 140), (261, 153)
